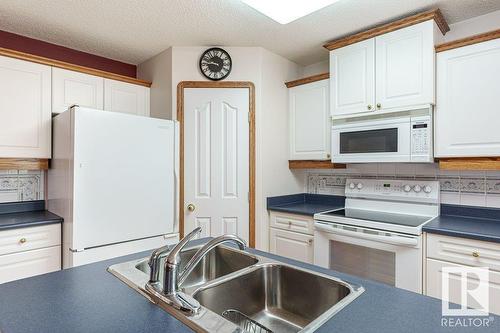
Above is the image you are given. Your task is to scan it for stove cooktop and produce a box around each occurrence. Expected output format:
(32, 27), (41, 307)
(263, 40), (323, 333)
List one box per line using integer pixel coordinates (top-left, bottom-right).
(322, 208), (432, 228)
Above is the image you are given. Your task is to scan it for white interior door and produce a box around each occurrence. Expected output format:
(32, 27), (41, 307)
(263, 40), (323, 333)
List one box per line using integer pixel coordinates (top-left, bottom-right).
(184, 88), (249, 242)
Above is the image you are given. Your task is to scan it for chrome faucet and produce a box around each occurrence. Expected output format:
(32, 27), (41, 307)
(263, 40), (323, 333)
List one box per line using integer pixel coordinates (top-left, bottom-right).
(145, 227), (246, 315)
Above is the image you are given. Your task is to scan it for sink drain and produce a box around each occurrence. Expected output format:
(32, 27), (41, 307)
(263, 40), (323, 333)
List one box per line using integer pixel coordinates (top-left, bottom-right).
(222, 309), (273, 333)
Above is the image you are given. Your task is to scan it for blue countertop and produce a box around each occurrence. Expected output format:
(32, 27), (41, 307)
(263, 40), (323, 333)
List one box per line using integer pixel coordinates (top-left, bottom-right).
(1, 237), (498, 333)
(267, 193), (344, 216)
(0, 200), (63, 231)
(424, 204), (500, 243)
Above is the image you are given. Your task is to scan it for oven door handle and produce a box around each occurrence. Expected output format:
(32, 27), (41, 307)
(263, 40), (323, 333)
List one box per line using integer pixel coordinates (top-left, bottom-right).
(314, 222), (419, 247)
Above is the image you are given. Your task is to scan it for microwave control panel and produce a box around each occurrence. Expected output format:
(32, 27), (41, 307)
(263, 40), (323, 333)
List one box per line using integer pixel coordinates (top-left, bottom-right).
(410, 116), (432, 160)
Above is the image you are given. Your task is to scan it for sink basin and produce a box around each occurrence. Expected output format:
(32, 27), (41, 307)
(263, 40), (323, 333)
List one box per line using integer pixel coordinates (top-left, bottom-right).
(135, 245), (258, 289)
(193, 264), (354, 333)
(108, 243), (363, 333)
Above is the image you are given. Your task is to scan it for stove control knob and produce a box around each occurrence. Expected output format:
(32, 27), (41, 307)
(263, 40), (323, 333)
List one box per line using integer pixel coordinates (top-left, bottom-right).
(413, 185), (422, 193)
(349, 182), (356, 189)
(403, 185), (411, 192)
(423, 185), (432, 193)
(357, 183), (363, 190)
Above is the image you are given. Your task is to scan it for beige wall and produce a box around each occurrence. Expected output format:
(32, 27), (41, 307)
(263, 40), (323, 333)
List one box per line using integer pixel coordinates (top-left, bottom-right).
(444, 9), (500, 42)
(138, 46), (303, 250)
(302, 60), (329, 77)
(137, 47), (172, 119)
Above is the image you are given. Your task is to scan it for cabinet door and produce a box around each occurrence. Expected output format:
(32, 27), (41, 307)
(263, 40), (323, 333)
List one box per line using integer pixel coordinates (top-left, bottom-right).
(426, 258), (500, 315)
(435, 38), (500, 157)
(330, 38), (375, 117)
(52, 67), (104, 114)
(289, 79), (330, 160)
(269, 228), (314, 263)
(104, 79), (150, 116)
(0, 56), (51, 158)
(0, 246), (61, 284)
(375, 21), (435, 110)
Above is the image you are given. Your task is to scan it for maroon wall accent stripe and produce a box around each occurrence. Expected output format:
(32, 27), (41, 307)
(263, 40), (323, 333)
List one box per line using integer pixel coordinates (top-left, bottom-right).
(0, 30), (136, 78)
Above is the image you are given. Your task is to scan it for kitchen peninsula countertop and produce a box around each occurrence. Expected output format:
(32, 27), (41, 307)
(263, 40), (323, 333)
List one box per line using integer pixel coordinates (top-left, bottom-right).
(1, 238), (499, 333)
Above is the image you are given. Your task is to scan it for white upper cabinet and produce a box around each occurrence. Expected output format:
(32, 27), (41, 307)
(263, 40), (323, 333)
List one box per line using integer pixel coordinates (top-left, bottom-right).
(435, 38), (500, 157)
(330, 20), (437, 118)
(375, 21), (435, 110)
(104, 79), (150, 117)
(289, 79), (330, 160)
(330, 39), (375, 116)
(52, 68), (104, 114)
(0, 56), (51, 158)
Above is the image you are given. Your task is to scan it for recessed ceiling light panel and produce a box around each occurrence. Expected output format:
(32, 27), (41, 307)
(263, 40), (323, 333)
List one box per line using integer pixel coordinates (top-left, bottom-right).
(241, 0), (340, 24)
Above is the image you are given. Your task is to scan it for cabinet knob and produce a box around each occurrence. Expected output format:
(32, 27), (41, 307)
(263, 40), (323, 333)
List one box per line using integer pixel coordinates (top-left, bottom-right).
(326, 153), (331, 159)
(376, 103), (381, 109)
(307, 239), (313, 246)
(472, 251), (480, 258)
(367, 105), (372, 110)
(19, 238), (27, 244)
(288, 221), (292, 227)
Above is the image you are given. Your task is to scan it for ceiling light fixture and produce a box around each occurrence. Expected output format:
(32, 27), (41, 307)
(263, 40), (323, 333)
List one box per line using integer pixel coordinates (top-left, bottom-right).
(241, 0), (340, 24)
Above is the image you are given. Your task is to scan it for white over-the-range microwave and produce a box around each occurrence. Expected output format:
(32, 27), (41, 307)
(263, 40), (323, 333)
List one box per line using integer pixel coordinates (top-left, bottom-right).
(331, 112), (433, 163)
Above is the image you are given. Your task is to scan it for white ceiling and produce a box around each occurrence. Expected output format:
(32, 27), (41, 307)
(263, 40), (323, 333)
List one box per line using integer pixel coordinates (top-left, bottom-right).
(1, 0), (500, 66)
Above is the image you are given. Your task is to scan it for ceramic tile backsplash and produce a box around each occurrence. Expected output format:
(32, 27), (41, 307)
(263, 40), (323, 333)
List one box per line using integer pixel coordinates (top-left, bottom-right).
(306, 163), (500, 208)
(0, 170), (44, 203)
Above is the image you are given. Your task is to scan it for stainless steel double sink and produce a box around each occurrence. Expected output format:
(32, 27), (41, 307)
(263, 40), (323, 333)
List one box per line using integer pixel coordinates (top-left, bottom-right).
(108, 245), (364, 332)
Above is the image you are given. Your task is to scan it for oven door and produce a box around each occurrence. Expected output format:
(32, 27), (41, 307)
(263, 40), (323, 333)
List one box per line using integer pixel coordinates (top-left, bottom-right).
(332, 117), (411, 163)
(313, 221), (422, 293)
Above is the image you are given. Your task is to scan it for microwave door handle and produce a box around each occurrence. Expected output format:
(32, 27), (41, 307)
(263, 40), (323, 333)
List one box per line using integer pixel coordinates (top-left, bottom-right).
(314, 222), (418, 247)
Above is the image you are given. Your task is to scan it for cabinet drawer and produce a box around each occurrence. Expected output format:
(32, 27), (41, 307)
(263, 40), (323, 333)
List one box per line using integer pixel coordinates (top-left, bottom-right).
(426, 233), (500, 272)
(0, 224), (61, 256)
(0, 246), (61, 284)
(269, 228), (314, 264)
(270, 212), (314, 235)
(426, 258), (500, 315)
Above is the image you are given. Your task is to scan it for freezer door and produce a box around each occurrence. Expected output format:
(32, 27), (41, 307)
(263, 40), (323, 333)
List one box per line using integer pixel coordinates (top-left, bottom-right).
(72, 107), (175, 250)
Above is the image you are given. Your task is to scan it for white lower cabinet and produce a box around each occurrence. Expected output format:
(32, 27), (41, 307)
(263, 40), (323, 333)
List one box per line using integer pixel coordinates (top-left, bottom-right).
(0, 246), (61, 284)
(0, 224), (61, 284)
(269, 211), (314, 263)
(425, 233), (500, 315)
(426, 258), (500, 315)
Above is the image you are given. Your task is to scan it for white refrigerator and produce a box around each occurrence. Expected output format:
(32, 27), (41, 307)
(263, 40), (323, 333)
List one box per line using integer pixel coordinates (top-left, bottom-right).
(49, 106), (179, 268)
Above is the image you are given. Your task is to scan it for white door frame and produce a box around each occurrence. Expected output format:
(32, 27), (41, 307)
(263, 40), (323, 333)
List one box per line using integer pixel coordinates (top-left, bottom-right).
(177, 81), (255, 247)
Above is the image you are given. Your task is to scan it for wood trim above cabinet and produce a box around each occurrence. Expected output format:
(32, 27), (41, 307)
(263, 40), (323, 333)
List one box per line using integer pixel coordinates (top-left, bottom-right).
(323, 8), (449, 51)
(289, 160), (346, 169)
(436, 29), (500, 52)
(438, 157), (500, 170)
(285, 73), (330, 88)
(0, 47), (151, 87)
(0, 158), (49, 170)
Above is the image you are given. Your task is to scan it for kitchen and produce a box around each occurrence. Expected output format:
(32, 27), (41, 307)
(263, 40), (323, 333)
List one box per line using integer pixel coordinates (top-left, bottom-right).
(0, 0), (500, 332)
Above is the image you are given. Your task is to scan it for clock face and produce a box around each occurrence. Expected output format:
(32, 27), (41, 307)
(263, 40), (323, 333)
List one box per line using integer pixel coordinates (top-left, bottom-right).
(199, 48), (232, 81)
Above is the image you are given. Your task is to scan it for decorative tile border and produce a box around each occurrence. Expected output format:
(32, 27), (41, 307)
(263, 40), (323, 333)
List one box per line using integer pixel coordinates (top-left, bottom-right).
(307, 168), (500, 196)
(0, 170), (44, 203)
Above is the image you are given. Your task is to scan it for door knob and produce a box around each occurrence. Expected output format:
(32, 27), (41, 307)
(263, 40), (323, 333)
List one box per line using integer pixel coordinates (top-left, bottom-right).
(187, 204), (196, 212)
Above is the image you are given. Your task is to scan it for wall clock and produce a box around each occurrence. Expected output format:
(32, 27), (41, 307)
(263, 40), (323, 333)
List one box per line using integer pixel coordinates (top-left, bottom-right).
(199, 47), (232, 81)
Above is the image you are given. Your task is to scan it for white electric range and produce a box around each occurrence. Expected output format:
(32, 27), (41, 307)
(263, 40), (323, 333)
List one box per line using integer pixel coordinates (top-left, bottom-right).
(313, 178), (440, 293)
